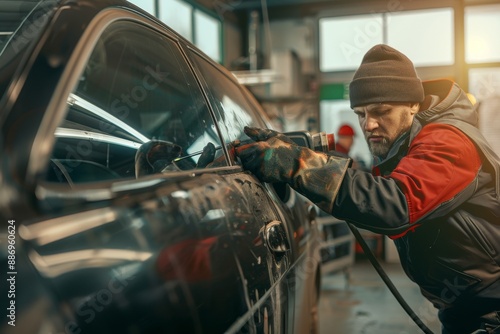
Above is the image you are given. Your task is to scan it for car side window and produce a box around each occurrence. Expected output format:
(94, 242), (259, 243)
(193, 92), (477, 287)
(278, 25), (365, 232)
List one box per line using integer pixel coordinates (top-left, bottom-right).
(45, 21), (225, 185)
(189, 52), (266, 145)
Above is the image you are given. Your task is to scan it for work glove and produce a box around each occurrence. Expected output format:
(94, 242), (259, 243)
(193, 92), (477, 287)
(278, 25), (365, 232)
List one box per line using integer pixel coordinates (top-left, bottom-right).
(196, 142), (217, 168)
(176, 142), (230, 169)
(234, 126), (351, 213)
(135, 140), (182, 177)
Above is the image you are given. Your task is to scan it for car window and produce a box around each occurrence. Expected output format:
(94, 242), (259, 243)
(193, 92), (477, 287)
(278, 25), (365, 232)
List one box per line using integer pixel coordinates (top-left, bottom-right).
(189, 51), (266, 145)
(45, 21), (225, 185)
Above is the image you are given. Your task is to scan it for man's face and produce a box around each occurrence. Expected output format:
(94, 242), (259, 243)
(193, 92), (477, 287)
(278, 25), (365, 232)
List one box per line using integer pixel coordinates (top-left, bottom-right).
(353, 102), (419, 158)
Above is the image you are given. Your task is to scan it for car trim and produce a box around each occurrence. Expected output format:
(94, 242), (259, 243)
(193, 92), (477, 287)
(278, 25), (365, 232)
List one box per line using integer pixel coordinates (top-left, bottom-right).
(68, 93), (149, 143)
(19, 206), (118, 245)
(35, 165), (246, 200)
(55, 128), (142, 149)
(28, 248), (153, 277)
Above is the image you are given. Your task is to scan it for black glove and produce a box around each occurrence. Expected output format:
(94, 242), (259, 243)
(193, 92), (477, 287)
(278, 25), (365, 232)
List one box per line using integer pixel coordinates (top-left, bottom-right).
(235, 126), (351, 213)
(194, 142), (217, 169)
(135, 140), (182, 177)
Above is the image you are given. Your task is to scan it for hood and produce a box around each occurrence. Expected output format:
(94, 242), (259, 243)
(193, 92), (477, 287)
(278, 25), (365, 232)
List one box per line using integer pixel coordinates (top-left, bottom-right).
(416, 79), (478, 127)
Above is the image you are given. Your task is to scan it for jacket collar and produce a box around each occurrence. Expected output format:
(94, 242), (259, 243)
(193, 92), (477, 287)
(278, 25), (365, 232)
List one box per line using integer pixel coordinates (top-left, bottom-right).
(373, 131), (410, 173)
(373, 79), (477, 172)
(416, 79), (478, 128)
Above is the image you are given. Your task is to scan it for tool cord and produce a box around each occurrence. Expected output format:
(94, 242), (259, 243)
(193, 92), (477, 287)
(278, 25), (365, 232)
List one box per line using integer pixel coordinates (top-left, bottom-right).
(346, 223), (435, 334)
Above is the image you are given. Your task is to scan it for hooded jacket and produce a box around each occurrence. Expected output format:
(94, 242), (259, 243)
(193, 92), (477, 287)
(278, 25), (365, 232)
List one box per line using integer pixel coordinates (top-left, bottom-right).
(332, 79), (500, 325)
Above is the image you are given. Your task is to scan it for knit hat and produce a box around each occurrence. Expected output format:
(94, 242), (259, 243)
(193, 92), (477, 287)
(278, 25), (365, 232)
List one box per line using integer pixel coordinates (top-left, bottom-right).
(349, 44), (424, 108)
(338, 124), (355, 137)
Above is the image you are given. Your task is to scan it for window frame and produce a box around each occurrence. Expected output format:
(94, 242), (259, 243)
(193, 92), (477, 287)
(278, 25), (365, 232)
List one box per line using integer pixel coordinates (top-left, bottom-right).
(185, 46), (271, 165)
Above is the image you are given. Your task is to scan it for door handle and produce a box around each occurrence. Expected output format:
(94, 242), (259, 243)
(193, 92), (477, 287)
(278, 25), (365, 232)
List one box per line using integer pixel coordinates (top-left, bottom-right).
(264, 220), (290, 253)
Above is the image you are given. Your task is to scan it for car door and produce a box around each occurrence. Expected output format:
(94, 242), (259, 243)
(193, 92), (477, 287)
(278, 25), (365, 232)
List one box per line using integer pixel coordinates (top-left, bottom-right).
(185, 48), (297, 333)
(186, 48), (322, 334)
(1, 4), (293, 334)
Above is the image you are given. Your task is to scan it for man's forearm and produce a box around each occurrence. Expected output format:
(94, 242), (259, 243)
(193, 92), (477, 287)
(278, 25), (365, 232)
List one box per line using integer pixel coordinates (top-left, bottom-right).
(333, 169), (411, 236)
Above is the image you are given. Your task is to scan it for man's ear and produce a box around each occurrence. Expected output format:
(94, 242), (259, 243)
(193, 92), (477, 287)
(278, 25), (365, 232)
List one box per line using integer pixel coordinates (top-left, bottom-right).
(410, 103), (420, 115)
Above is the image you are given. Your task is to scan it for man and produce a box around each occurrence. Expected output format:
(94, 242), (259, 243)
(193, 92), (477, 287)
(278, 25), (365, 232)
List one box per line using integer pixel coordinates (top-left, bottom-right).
(235, 44), (500, 334)
(335, 124), (355, 155)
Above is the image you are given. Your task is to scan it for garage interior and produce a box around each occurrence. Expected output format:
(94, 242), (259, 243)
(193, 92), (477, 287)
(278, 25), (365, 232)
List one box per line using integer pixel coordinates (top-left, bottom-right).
(2, 0), (498, 333)
(124, 0), (499, 333)
(105, 0), (500, 333)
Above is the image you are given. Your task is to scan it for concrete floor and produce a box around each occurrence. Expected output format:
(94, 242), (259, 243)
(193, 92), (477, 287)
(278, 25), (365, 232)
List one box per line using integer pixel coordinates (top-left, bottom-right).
(319, 259), (442, 334)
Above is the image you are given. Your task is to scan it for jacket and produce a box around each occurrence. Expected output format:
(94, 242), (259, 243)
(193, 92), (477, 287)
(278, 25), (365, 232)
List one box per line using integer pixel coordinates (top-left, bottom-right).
(333, 79), (500, 320)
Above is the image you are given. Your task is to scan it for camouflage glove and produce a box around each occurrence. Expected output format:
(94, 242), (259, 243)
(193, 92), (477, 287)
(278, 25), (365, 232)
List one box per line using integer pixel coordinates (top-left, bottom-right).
(235, 126), (351, 213)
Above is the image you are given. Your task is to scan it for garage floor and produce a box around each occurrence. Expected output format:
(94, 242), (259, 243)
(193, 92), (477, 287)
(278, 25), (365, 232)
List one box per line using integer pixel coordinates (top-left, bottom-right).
(319, 259), (442, 334)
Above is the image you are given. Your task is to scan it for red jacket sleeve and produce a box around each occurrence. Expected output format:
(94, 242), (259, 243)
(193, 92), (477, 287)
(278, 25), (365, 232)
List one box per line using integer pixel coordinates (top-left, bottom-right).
(389, 123), (481, 224)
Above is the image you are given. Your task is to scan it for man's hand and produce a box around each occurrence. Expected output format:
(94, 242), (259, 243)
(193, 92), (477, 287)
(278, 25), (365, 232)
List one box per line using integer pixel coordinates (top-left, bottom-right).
(243, 126), (296, 145)
(235, 126), (351, 214)
(135, 140), (182, 177)
(196, 142), (217, 168)
(235, 126), (310, 184)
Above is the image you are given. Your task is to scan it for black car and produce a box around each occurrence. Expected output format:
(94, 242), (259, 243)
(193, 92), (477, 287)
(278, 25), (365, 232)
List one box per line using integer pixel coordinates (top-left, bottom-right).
(0, 1), (322, 333)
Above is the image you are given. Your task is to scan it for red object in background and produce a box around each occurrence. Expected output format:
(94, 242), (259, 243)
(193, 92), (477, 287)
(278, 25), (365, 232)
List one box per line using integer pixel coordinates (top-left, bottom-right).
(338, 124), (355, 137)
(335, 142), (349, 155)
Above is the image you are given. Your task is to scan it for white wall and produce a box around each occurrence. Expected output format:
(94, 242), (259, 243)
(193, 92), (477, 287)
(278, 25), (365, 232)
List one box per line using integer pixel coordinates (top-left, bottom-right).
(267, 18), (316, 74)
(223, 22), (242, 68)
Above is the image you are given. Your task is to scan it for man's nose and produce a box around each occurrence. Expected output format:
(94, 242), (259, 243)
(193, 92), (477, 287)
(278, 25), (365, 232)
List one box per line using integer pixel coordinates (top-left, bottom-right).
(364, 116), (378, 132)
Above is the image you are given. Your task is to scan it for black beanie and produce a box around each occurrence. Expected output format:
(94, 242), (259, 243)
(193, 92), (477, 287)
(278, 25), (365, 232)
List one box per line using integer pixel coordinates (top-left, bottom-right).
(349, 44), (425, 108)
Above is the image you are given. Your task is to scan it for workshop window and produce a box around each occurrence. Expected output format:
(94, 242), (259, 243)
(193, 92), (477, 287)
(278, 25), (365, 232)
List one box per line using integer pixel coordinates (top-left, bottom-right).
(319, 14), (384, 72)
(127, 0), (156, 16)
(194, 10), (221, 62)
(158, 0), (222, 63)
(465, 4), (500, 64)
(127, 0), (222, 63)
(387, 8), (454, 66)
(319, 8), (454, 71)
(160, 0), (193, 42)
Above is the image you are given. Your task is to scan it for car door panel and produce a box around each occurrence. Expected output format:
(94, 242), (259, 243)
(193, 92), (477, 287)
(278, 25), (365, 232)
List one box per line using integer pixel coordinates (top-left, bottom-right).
(20, 169), (288, 333)
(186, 46), (321, 334)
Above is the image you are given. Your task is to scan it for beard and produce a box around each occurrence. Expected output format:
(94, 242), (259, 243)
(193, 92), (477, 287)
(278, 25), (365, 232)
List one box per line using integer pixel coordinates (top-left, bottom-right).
(366, 111), (412, 159)
(368, 138), (390, 158)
